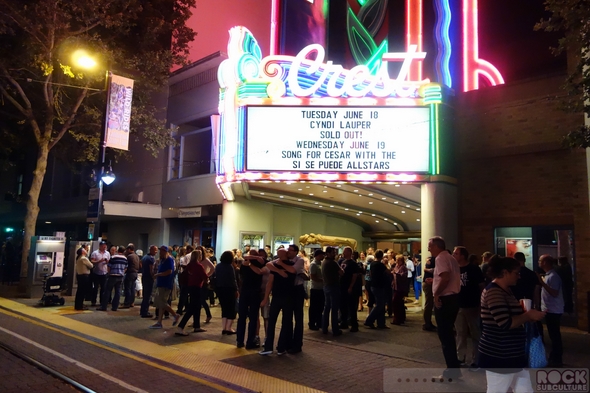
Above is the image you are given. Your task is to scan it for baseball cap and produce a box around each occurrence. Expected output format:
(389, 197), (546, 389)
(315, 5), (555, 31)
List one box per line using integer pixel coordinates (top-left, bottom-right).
(99, 240), (107, 245)
(159, 245), (169, 252)
(313, 249), (325, 257)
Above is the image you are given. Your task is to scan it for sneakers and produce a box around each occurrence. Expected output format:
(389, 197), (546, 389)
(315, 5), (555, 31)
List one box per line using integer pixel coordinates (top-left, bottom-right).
(277, 350), (287, 356)
(172, 314), (180, 327)
(259, 349), (273, 356)
(174, 328), (189, 336)
(468, 364), (480, 372)
(149, 323), (163, 329)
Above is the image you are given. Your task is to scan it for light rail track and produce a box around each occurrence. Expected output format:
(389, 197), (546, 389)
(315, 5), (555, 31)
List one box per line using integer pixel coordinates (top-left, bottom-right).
(0, 340), (96, 393)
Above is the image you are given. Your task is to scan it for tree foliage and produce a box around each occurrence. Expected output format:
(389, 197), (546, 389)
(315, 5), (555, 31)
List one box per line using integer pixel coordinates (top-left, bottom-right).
(536, 0), (590, 147)
(0, 0), (196, 281)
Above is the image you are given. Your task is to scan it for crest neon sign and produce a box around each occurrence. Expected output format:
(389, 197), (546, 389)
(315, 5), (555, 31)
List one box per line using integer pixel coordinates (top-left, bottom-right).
(218, 26), (441, 104)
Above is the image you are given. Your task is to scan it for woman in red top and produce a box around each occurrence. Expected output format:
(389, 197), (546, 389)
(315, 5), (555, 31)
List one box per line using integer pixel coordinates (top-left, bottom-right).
(175, 250), (208, 336)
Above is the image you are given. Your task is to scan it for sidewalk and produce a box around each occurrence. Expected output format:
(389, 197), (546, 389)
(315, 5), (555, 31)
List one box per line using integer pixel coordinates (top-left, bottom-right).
(1, 295), (589, 393)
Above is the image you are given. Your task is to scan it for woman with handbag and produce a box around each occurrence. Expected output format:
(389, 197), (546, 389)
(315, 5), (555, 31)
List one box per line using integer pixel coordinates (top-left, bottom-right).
(478, 255), (545, 393)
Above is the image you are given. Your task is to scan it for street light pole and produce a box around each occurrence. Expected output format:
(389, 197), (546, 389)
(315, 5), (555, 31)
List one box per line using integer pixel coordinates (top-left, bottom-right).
(93, 70), (112, 241)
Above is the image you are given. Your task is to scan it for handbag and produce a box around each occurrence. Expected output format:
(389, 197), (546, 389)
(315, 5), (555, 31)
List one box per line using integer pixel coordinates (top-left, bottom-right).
(526, 321), (548, 368)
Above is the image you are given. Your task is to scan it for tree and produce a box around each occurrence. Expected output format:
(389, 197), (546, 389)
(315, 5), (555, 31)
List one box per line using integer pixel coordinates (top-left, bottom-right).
(536, 0), (590, 147)
(0, 0), (196, 286)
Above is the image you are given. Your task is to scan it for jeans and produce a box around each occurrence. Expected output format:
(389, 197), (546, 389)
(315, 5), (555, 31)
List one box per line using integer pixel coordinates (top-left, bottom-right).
(92, 274), (107, 305)
(340, 290), (359, 329)
(177, 284), (189, 314)
(75, 274), (90, 310)
(322, 285), (341, 333)
(434, 293), (461, 376)
(308, 288), (324, 329)
(366, 281), (375, 308)
(123, 272), (137, 306)
(140, 276), (154, 316)
(365, 286), (386, 327)
(200, 286), (212, 318)
(236, 289), (260, 346)
(292, 285), (305, 350)
(414, 279), (422, 300)
(101, 275), (123, 311)
(545, 313), (563, 364)
(264, 295), (293, 352)
(178, 286), (202, 329)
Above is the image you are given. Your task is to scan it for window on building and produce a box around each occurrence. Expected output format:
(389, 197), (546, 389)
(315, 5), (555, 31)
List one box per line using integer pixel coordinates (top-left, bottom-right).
(169, 121), (214, 180)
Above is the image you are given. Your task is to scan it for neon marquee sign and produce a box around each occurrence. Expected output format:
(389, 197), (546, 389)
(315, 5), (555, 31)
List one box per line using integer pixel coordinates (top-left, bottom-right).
(215, 26), (442, 200)
(218, 27), (441, 104)
(338, 0), (504, 92)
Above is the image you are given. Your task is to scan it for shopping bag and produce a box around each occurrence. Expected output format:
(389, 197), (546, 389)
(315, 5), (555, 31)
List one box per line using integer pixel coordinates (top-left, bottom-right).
(526, 322), (548, 368)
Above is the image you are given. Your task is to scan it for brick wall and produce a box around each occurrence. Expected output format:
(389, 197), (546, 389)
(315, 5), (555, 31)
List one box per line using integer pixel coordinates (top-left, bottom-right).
(455, 74), (590, 331)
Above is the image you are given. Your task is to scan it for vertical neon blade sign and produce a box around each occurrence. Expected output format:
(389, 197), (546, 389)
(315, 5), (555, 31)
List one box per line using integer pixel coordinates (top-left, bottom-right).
(462, 0), (504, 91)
(406, 0), (423, 81)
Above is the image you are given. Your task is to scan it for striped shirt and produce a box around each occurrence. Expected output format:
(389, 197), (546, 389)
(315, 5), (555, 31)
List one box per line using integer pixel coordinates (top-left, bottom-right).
(478, 283), (527, 370)
(108, 254), (128, 276)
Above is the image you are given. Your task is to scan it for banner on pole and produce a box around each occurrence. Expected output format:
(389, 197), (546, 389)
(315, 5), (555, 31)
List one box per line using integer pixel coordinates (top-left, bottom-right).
(105, 73), (134, 150)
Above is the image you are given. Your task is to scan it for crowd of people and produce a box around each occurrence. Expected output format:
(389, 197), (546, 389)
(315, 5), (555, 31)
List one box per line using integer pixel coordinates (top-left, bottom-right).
(74, 237), (573, 391)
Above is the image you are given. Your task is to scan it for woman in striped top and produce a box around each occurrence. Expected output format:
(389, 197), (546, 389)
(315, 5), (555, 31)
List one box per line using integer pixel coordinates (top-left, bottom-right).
(479, 255), (545, 393)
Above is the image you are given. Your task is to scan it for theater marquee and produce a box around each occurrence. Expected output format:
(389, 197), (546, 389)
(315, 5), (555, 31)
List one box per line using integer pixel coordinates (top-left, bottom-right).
(246, 106), (430, 173)
(214, 26), (443, 200)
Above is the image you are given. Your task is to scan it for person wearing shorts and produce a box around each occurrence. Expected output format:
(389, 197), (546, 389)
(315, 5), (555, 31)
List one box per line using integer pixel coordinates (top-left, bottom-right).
(150, 246), (180, 329)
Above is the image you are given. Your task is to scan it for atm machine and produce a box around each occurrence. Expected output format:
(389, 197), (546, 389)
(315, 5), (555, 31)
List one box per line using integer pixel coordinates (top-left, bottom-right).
(26, 236), (66, 298)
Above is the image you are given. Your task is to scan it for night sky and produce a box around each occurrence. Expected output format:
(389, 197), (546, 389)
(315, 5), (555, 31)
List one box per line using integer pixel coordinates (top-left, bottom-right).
(477, 0), (566, 82)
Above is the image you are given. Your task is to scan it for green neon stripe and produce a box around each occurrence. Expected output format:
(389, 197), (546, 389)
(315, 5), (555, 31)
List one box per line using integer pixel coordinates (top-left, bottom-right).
(435, 104), (440, 174)
(429, 105), (435, 174)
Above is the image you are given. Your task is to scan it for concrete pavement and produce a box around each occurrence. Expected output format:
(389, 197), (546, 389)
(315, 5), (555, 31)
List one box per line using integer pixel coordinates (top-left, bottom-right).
(0, 295), (588, 393)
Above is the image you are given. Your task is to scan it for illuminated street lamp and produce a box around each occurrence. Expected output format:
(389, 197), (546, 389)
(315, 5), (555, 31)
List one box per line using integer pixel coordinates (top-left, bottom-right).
(72, 50), (115, 240)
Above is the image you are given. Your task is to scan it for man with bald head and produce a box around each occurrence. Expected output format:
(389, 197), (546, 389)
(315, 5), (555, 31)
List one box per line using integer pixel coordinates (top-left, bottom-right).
(429, 236), (461, 379)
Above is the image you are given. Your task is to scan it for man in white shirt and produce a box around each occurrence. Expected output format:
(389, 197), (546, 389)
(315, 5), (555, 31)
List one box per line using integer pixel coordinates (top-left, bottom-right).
(538, 254), (564, 367)
(429, 236), (461, 379)
(90, 241), (110, 307)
